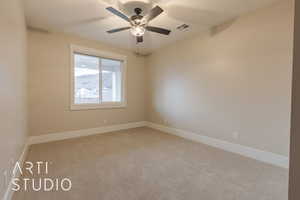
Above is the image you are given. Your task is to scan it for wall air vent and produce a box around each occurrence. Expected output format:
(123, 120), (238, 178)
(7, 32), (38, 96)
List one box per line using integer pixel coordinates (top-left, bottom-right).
(177, 24), (189, 31)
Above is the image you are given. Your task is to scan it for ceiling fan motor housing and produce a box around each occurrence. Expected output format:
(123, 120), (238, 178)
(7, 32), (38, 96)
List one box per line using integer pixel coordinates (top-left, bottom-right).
(131, 8), (144, 25)
(131, 14), (143, 21)
(134, 8), (142, 15)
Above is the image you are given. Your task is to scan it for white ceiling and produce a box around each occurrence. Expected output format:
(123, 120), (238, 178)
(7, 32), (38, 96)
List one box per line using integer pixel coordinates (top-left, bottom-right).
(25, 0), (280, 54)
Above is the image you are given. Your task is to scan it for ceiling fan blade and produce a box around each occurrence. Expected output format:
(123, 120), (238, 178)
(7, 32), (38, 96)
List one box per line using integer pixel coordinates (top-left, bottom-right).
(146, 26), (171, 35)
(144, 6), (164, 22)
(106, 7), (130, 22)
(107, 27), (131, 33)
(137, 36), (143, 43)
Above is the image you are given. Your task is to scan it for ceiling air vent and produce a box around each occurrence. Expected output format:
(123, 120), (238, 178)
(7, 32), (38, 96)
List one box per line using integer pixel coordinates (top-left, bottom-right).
(177, 24), (189, 31)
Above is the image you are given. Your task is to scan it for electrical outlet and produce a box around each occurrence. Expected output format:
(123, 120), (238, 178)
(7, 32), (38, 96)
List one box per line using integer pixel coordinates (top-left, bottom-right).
(232, 131), (239, 140)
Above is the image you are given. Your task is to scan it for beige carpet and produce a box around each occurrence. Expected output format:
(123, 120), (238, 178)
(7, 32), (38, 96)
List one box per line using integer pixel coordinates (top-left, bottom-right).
(13, 127), (288, 200)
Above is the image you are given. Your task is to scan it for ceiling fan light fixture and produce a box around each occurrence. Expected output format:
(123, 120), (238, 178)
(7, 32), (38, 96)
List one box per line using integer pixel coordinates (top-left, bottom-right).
(130, 25), (146, 36)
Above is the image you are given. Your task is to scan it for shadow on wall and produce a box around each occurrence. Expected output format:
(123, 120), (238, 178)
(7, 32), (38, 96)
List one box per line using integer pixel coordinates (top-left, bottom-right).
(167, 5), (230, 27)
(210, 18), (238, 36)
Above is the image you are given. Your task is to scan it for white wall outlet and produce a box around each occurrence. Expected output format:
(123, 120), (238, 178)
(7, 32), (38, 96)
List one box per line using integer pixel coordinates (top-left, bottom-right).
(232, 131), (239, 140)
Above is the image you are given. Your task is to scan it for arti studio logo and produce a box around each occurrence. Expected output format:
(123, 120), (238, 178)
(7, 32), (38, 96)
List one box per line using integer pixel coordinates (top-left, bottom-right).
(11, 161), (72, 192)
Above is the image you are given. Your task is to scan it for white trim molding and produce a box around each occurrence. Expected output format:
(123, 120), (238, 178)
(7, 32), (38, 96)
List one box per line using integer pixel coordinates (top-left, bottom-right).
(28, 121), (147, 145)
(146, 122), (289, 169)
(3, 144), (29, 200)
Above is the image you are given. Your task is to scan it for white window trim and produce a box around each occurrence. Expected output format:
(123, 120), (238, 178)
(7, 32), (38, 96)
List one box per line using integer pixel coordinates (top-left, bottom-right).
(70, 44), (127, 110)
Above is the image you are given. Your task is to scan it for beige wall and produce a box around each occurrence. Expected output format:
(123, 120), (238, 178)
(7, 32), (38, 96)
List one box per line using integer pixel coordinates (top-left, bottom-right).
(146, 0), (294, 156)
(28, 31), (146, 136)
(0, 0), (28, 197)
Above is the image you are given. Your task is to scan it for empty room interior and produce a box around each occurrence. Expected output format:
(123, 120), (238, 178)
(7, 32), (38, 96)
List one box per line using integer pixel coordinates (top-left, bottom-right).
(0, 0), (297, 199)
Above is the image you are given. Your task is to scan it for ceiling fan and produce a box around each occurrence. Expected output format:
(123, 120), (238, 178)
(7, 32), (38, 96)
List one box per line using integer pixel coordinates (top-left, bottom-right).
(106, 5), (171, 43)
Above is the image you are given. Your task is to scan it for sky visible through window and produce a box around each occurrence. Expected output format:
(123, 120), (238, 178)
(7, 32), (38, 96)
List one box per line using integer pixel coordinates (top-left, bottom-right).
(74, 54), (122, 104)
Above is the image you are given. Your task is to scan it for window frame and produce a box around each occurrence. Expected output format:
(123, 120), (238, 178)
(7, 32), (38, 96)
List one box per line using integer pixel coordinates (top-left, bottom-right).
(70, 44), (127, 110)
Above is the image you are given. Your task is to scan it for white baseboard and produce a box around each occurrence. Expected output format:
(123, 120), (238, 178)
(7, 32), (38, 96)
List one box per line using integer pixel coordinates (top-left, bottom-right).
(3, 144), (29, 200)
(28, 121), (147, 145)
(146, 122), (289, 169)
(22, 120), (288, 170)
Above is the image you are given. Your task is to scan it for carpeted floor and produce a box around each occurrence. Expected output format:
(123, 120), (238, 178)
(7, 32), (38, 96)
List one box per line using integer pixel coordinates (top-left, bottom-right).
(13, 127), (288, 200)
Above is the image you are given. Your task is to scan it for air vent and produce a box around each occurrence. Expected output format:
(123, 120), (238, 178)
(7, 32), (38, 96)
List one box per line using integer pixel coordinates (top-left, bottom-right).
(177, 24), (189, 31)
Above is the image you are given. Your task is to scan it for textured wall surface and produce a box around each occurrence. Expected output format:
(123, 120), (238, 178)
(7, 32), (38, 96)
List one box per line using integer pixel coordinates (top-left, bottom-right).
(147, 0), (294, 156)
(0, 0), (28, 197)
(28, 31), (146, 136)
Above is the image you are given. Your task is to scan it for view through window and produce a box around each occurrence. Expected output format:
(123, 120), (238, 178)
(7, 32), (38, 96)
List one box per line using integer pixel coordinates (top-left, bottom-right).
(74, 53), (123, 105)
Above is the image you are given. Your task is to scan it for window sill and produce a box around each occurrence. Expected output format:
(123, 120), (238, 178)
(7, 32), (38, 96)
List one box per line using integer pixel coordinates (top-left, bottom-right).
(70, 103), (127, 111)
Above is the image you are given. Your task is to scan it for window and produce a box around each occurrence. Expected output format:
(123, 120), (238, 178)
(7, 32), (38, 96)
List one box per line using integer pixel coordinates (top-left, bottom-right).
(71, 45), (126, 110)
